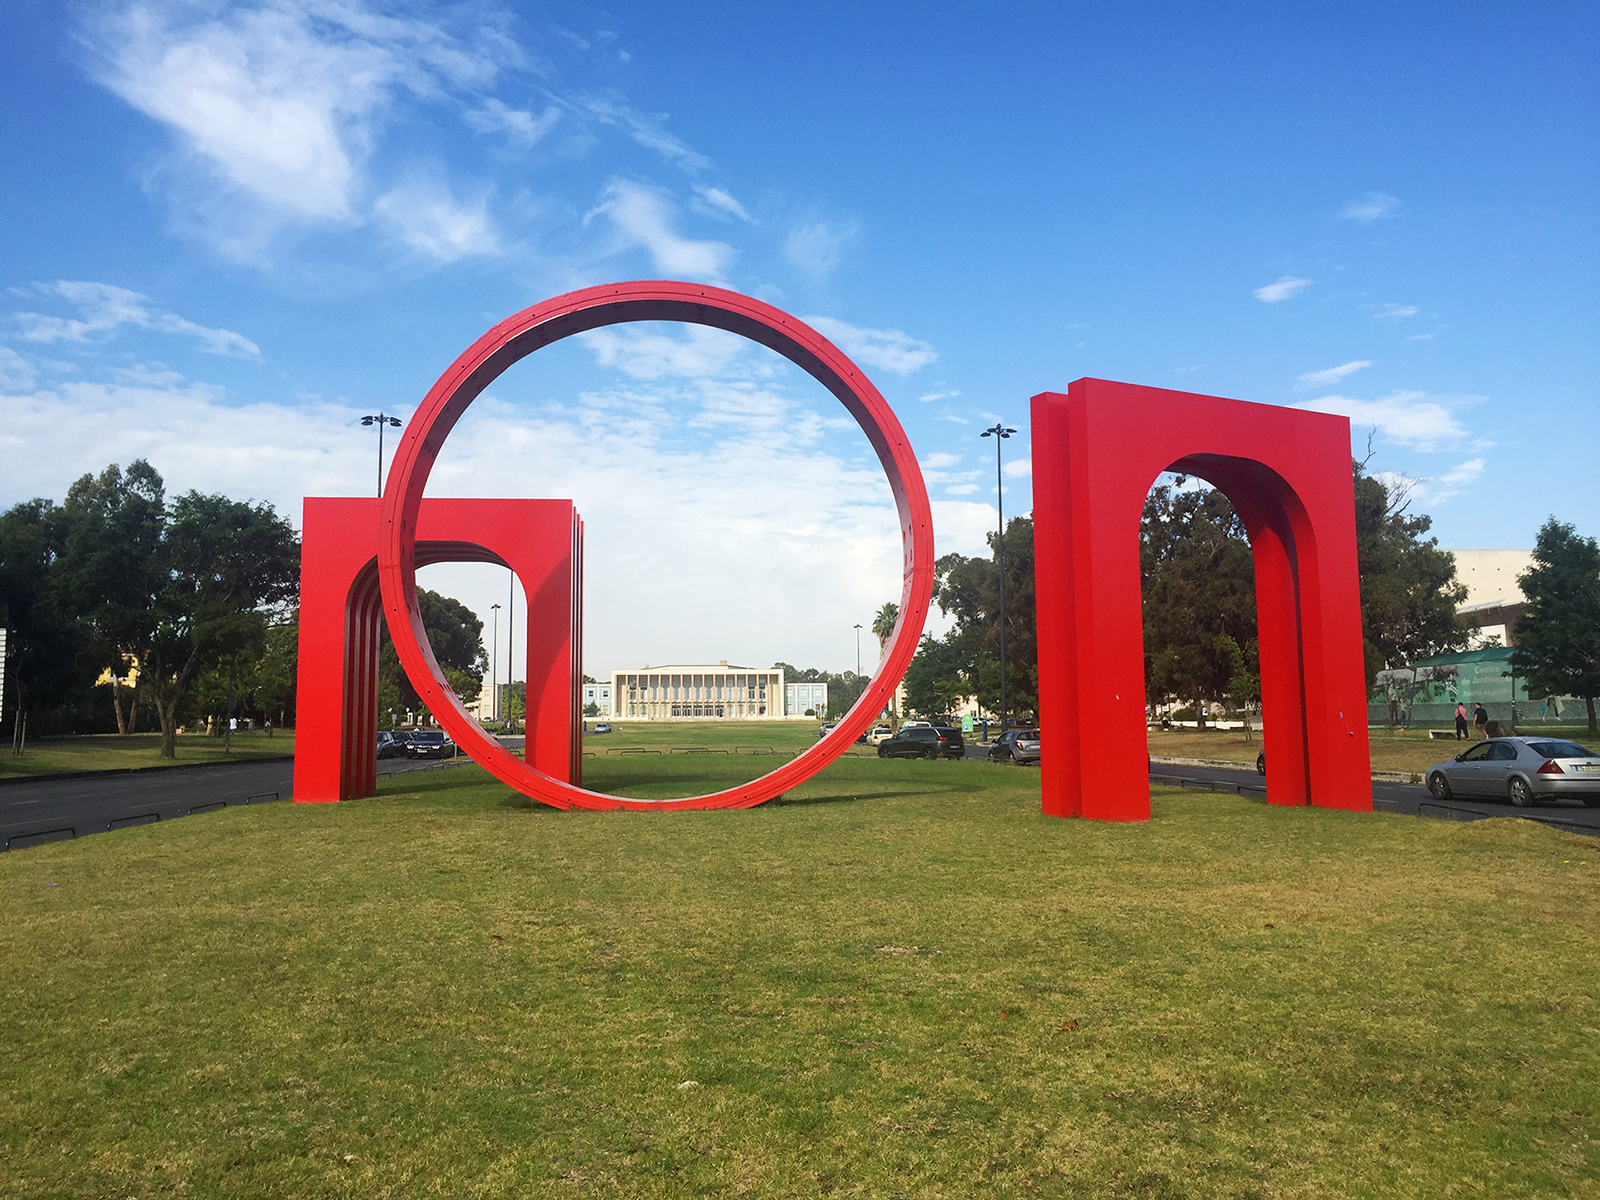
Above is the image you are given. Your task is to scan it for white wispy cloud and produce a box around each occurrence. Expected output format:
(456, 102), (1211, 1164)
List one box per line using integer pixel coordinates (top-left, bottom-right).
(786, 221), (858, 276)
(921, 452), (962, 469)
(464, 99), (560, 148)
(13, 281), (261, 359)
(374, 173), (500, 261)
(1373, 458), (1484, 507)
(81, 0), (512, 256)
(1296, 390), (1478, 451)
(919, 390), (959, 404)
(1339, 192), (1401, 223)
(0, 348), (38, 392)
(693, 186), (755, 223)
(575, 96), (712, 171)
(802, 316), (937, 375)
(1002, 458), (1032, 479)
(1254, 276), (1312, 303)
(1296, 360), (1372, 388)
(1374, 303), (1419, 321)
(590, 179), (734, 281)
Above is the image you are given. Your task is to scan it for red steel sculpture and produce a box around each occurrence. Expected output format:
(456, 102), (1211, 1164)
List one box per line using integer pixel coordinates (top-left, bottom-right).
(1031, 379), (1373, 821)
(369, 281), (934, 811)
(294, 497), (583, 803)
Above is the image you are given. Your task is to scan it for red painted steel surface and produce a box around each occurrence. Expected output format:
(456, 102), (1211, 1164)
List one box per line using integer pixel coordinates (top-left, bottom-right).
(378, 281), (935, 810)
(1031, 379), (1373, 821)
(294, 497), (582, 804)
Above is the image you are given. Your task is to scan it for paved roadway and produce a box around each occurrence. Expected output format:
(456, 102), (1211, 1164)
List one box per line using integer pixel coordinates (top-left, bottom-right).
(0, 756), (469, 851)
(5, 743), (1595, 852)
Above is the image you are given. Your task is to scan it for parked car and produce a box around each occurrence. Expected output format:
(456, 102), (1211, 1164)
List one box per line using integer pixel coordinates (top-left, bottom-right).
(1256, 749), (1265, 775)
(1426, 736), (1600, 806)
(376, 730), (407, 759)
(932, 726), (965, 759)
(865, 724), (895, 746)
(900, 720), (932, 729)
(404, 730), (457, 759)
(817, 722), (838, 739)
(877, 726), (957, 759)
(592, 722), (612, 734)
(987, 728), (1041, 765)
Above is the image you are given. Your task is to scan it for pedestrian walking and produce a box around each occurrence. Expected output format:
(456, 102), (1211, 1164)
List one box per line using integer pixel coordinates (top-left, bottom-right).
(1472, 703), (1489, 740)
(1454, 703), (1469, 739)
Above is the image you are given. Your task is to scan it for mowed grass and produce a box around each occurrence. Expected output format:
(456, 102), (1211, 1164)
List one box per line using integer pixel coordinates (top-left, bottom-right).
(2, 753), (1599, 1197)
(0, 730), (295, 779)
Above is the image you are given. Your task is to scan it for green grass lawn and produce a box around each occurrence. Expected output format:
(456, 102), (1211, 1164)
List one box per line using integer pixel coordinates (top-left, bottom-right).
(0, 730), (295, 780)
(2, 753), (1598, 1197)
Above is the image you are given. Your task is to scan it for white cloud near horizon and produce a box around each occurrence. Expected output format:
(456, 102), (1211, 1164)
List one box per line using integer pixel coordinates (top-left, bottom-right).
(802, 316), (938, 375)
(1296, 390), (1479, 451)
(693, 186), (755, 223)
(1339, 192), (1401, 222)
(1254, 276), (1312, 303)
(1374, 458), (1485, 507)
(1296, 360), (1372, 387)
(591, 180), (735, 280)
(13, 281), (261, 359)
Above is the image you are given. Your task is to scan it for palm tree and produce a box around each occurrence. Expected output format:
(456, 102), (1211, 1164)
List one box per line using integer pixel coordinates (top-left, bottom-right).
(872, 601), (900, 721)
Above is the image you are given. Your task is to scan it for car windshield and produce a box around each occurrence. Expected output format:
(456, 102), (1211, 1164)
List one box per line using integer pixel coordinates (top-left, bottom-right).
(1529, 740), (1595, 759)
(1019, 730), (1040, 740)
(414, 732), (445, 744)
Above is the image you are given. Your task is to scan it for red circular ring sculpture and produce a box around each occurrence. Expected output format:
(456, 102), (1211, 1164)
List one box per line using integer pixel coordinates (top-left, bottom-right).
(378, 281), (934, 810)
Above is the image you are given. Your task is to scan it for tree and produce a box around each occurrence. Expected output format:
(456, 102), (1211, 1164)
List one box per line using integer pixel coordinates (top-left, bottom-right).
(1510, 519), (1600, 735)
(378, 588), (487, 721)
(871, 602), (899, 656)
(0, 498), (83, 741)
(51, 461), (167, 734)
(1353, 463), (1468, 683)
(1140, 480), (1257, 727)
(137, 492), (300, 757)
(902, 633), (970, 719)
(931, 516), (1037, 720)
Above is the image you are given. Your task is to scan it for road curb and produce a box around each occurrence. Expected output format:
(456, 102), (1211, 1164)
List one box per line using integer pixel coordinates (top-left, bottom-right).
(1148, 755), (1422, 785)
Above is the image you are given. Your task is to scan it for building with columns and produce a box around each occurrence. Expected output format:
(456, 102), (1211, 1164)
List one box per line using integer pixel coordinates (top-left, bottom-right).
(610, 662), (821, 720)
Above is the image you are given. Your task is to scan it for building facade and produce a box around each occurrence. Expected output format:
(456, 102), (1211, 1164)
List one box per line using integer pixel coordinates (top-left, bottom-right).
(610, 662), (807, 720)
(784, 680), (829, 717)
(582, 681), (612, 716)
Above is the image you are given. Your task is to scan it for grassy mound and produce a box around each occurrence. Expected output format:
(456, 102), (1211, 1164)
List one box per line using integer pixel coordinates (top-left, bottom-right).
(2, 756), (1596, 1196)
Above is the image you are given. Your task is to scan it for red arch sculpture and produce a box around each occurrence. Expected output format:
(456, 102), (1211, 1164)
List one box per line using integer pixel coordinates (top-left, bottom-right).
(294, 497), (583, 803)
(378, 281), (935, 811)
(1031, 379), (1373, 821)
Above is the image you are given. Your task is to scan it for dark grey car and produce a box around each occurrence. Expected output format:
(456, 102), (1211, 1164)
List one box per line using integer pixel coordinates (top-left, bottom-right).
(1426, 736), (1600, 807)
(987, 728), (1041, 765)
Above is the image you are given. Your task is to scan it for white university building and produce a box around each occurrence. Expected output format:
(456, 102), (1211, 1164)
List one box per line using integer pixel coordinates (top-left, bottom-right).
(607, 661), (826, 721)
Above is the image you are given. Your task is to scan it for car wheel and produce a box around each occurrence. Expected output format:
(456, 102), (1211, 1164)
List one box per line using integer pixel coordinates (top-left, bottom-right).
(1427, 772), (1451, 801)
(1508, 777), (1535, 808)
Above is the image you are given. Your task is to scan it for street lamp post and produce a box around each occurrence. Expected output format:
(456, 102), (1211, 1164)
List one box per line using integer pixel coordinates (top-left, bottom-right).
(360, 413), (403, 497)
(490, 603), (501, 723)
(981, 422), (1017, 734)
(854, 623), (862, 678)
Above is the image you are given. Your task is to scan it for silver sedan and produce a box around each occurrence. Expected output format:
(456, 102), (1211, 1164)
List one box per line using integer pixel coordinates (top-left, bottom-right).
(1425, 736), (1600, 807)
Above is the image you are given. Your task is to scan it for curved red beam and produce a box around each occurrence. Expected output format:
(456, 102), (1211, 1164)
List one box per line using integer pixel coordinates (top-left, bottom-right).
(377, 281), (935, 810)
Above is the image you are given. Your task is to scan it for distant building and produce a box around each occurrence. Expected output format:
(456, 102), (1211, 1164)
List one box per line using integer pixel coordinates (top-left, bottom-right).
(582, 681), (612, 716)
(1447, 549), (1533, 647)
(785, 680), (829, 716)
(611, 661), (804, 720)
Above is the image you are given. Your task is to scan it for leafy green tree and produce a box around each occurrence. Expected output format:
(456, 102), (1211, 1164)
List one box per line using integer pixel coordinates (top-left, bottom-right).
(1353, 464), (1468, 683)
(52, 461), (167, 734)
(139, 492), (300, 757)
(0, 498), (83, 740)
(1510, 519), (1600, 735)
(931, 516), (1037, 720)
(1140, 480), (1257, 728)
(378, 588), (487, 721)
(902, 633), (970, 719)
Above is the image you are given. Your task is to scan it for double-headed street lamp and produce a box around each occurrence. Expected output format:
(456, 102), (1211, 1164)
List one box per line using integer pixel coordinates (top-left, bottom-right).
(360, 413), (403, 497)
(490, 603), (501, 722)
(981, 422), (1017, 733)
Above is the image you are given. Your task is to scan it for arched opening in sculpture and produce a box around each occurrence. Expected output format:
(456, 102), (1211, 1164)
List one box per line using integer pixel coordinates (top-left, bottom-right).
(1031, 378), (1372, 821)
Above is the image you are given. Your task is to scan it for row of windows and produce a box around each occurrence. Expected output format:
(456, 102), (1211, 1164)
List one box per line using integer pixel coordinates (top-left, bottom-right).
(624, 703), (767, 718)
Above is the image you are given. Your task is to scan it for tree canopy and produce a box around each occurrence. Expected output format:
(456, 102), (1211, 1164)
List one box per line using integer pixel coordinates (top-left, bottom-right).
(1510, 519), (1600, 734)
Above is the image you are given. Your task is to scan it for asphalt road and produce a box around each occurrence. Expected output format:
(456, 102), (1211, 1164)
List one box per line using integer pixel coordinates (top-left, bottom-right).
(0, 755), (469, 851)
(6, 743), (1595, 852)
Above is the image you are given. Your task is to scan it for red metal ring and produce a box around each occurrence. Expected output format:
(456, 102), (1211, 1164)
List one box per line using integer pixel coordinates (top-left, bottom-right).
(378, 281), (934, 810)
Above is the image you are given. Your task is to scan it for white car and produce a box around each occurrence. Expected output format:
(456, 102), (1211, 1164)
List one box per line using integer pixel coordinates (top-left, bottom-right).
(865, 724), (895, 746)
(901, 720), (932, 729)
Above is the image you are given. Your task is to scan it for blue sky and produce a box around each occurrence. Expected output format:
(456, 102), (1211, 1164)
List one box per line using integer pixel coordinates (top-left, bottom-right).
(1, 2), (1595, 677)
